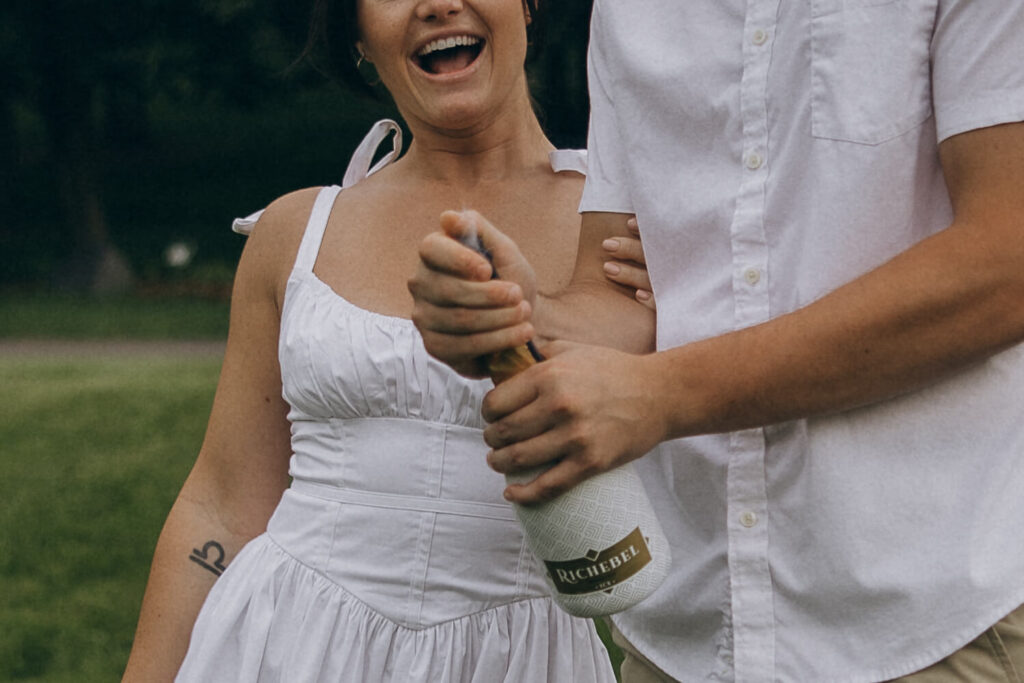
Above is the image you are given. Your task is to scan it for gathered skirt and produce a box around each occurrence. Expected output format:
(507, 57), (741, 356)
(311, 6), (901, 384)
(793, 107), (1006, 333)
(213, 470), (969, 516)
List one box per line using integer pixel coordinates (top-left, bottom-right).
(176, 534), (617, 682)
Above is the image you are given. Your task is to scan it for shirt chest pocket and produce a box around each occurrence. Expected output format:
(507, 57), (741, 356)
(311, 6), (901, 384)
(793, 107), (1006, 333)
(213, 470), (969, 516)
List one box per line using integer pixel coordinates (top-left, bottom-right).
(810, 0), (936, 145)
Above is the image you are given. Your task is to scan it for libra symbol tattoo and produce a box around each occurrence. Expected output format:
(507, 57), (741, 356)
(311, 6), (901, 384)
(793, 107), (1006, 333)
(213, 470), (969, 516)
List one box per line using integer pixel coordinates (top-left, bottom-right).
(189, 540), (228, 577)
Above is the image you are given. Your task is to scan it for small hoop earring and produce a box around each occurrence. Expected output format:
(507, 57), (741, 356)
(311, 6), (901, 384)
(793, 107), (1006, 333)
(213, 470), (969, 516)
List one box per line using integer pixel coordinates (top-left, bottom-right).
(355, 54), (380, 87)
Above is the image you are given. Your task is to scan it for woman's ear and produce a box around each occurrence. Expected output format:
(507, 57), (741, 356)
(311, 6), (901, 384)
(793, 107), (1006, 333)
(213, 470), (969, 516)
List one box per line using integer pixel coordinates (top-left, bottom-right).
(522, 0), (532, 25)
(355, 41), (370, 63)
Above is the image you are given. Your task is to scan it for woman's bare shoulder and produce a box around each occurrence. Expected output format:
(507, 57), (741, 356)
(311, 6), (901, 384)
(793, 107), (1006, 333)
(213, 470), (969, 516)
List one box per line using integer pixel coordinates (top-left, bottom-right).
(250, 187), (323, 239)
(236, 187), (324, 300)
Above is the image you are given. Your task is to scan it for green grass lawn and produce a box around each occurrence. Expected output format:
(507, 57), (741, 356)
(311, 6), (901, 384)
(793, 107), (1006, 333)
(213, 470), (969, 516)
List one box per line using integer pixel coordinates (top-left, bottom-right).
(0, 294), (231, 340)
(0, 353), (221, 681)
(0, 350), (623, 681)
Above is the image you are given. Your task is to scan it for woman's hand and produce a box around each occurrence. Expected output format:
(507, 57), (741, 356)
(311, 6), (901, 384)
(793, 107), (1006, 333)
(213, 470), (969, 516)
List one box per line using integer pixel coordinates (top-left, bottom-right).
(409, 210), (538, 378)
(601, 217), (655, 310)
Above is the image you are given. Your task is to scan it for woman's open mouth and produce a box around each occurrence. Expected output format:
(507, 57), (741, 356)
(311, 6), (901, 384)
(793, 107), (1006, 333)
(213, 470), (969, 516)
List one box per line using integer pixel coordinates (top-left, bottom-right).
(414, 35), (484, 76)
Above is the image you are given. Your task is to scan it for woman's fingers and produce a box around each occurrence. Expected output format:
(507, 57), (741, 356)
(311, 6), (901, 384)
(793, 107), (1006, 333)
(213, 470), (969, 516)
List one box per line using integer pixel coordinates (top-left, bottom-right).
(602, 260), (651, 292)
(635, 288), (656, 311)
(409, 211), (541, 377)
(417, 321), (537, 378)
(602, 217), (655, 309)
(601, 235), (646, 265)
(416, 230), (494, 282)
(408, 265), (523, 311)
(602, 243), (656, 309)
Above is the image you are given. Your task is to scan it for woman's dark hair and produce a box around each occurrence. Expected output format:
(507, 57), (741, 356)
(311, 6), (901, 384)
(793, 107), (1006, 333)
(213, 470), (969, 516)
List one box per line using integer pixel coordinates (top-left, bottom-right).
(305, 0), (545, 97)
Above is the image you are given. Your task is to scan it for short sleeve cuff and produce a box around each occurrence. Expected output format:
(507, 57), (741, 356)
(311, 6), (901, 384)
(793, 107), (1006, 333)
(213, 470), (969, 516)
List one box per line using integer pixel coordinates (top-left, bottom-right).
(579, 177), (635, 214)
(935, 90), (1024, 143)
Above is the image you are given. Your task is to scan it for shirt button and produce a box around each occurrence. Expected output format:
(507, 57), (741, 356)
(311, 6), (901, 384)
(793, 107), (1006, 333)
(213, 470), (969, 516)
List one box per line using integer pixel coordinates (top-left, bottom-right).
(744, 268), (761, 285)
(752, 29), (768, 45)
(745, 153), (763, 170)
(739, 511), (759, 528)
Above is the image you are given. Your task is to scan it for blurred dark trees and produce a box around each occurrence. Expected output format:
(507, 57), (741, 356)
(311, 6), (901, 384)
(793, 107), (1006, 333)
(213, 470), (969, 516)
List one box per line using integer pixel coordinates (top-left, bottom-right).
(0, 0), (592, 294)
(531, 0), (593, 152)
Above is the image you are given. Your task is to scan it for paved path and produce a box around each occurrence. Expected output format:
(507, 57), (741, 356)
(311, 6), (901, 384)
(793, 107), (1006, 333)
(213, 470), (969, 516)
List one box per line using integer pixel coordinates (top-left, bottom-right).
(0, 339), (226, 358)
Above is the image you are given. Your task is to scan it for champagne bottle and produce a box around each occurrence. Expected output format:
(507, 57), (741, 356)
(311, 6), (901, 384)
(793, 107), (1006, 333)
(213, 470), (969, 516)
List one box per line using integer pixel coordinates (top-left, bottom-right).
(461, 230), (670, 617)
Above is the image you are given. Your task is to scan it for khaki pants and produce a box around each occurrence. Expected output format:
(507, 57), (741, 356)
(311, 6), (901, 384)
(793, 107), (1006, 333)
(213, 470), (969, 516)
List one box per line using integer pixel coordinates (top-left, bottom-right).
(610, 602), (1024, 682)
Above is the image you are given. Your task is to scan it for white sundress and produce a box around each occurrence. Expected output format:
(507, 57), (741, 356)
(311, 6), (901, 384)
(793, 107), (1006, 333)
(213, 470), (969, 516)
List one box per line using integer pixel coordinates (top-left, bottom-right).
(175, 121), (612, 682)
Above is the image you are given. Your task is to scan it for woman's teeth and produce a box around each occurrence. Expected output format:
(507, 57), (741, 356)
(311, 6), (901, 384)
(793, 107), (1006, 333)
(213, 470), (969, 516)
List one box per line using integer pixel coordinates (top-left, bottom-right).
(417, 35), (481, 57)
(415, 36), (483, 75)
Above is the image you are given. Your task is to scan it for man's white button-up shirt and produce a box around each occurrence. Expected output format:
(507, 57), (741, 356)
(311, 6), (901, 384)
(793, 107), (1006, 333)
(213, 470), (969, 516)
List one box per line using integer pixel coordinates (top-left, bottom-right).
(580, 0), (1024, 680)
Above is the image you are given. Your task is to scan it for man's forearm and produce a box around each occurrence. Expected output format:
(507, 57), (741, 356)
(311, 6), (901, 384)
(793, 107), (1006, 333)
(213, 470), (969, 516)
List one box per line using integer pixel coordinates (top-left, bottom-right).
(650, 167), (1024, 440)
(647, 123), (1024, 439)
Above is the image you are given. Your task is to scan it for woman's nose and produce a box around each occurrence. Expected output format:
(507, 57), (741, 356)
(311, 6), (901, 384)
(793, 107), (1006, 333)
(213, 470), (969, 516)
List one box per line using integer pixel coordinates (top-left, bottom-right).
(415, 0), (464, 22)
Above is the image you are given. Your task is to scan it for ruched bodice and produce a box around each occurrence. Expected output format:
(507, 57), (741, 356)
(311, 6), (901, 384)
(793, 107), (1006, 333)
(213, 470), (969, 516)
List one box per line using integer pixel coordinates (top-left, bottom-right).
(271, 184), (550, 629)
(273, 206), (551, 625)
(280, 269), (489, 428)
(176, 123), (612, 681)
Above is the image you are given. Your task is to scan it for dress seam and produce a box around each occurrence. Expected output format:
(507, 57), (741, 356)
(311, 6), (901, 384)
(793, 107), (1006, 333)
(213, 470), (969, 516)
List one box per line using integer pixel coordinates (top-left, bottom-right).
(324, 495), (345, 577)
(262, 532), (555, 633)
(407, 511), (436, 628)
(325, 414), (486, 432)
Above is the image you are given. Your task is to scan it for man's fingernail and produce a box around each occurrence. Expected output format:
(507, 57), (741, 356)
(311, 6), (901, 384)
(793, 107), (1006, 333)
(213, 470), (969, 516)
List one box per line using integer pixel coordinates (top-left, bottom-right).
(602, 238), (619, 251)
(636, 289), (652, 301)
(603, 262), (621, 275)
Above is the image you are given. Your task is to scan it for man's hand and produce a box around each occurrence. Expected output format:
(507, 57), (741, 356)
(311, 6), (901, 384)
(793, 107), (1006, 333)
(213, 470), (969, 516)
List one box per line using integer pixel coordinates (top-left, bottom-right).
(478, 122), (1024, 507)
(409, 210), (538, 378)
(481, 341), (669, 504)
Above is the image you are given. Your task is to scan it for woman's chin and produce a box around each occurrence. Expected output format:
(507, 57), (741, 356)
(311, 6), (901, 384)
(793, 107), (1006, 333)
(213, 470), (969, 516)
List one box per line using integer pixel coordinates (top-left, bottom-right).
(417, 100), (497, 134)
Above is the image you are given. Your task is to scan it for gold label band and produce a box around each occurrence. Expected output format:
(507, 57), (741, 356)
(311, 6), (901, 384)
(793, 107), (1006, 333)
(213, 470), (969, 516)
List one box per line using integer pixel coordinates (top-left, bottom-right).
(544, 526), (652, 595)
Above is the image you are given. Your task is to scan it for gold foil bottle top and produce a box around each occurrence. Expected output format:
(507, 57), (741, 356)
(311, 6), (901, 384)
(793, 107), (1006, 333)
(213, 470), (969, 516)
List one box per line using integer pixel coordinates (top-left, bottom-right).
(486, 344), (541, 384)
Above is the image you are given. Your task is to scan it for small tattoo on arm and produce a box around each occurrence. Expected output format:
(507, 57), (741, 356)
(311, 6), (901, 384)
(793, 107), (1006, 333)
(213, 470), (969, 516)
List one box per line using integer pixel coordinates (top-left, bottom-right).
(189, 540), (228, 576)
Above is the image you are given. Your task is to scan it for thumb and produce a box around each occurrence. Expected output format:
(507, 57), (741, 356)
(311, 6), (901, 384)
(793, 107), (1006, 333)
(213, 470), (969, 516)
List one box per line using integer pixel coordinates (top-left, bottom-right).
(441, 210), (536, 300)
(439, 209), (478, 243)
(441, 209), (515, 262)
(436, 210), (497, 281)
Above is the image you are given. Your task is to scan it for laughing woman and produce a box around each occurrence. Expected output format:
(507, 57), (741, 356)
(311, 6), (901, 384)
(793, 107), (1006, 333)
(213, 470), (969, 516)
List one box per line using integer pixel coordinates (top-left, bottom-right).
(122, 0), (651, 681)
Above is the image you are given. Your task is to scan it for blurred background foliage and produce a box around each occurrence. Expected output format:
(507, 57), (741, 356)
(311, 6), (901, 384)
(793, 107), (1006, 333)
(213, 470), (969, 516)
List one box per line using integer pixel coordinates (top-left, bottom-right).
(0, 0), (593, 296)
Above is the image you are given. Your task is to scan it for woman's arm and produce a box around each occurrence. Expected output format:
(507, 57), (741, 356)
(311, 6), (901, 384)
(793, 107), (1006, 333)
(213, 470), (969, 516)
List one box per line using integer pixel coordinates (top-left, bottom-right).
(122, 189), (317, 681)
(409, 210), (654, 379)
